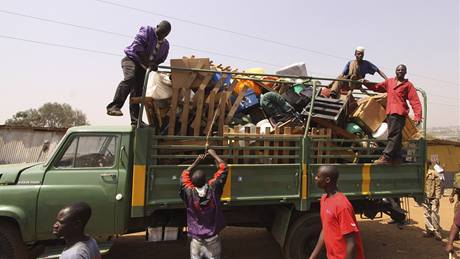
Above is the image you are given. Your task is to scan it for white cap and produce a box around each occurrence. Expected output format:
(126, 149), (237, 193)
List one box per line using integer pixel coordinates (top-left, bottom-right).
(355, 46), (365, 53)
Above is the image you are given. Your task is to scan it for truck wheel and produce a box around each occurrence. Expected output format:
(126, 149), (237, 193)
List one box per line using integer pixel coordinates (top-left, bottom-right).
(0, 222), (29, 259)
(283, 213), (326, 259)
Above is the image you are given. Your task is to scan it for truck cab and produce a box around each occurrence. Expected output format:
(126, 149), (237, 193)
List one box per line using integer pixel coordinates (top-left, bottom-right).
(0, 126), (133, 258)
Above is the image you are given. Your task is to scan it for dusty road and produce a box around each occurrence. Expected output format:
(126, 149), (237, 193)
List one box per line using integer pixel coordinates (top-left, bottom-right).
(104, 195), (460, 259)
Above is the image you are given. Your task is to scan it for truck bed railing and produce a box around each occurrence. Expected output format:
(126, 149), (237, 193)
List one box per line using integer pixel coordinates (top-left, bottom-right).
(307, 138), (423, 164)
(150, 132), (303, 165)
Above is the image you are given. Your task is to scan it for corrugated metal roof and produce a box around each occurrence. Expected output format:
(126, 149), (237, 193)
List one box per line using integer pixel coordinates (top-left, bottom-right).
(0, 124), (67, 132)
(0, 127), (65, 164)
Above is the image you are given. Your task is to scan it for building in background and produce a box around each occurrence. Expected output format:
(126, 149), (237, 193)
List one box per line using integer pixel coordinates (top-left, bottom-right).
(0, 125), (66, 164)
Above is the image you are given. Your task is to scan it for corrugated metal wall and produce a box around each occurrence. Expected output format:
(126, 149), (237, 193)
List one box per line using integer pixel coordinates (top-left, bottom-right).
(0, 127), (66, 164)
(427, 142), (460, 187)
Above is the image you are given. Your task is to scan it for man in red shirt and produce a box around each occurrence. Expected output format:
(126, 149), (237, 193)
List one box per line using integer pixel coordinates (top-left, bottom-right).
(309, 165), (365, 259)
(362, 64), (422, 164)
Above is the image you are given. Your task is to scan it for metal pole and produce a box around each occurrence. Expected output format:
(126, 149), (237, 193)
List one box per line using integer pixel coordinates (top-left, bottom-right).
(416, 88), (427, 139)
(137, 67), (152, 128)
(303, 81), (318, 139)
(158, 65), (369, 85)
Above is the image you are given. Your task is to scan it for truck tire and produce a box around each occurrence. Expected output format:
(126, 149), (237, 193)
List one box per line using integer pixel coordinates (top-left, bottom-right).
(0, 222), (29, 259)
(283, 213), (326, 259)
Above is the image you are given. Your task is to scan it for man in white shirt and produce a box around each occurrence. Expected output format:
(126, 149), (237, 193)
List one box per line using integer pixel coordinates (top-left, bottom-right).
(52, 202), (101, 259)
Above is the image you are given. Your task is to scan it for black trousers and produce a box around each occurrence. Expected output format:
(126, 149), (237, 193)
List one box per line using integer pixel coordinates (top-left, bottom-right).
(383, 114), (406, 159)
(107, 57), (146, 124)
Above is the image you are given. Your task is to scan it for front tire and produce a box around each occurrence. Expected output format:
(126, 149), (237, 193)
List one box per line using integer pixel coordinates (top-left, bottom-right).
(0, 222), (29, 259)
(283, 213), (326, 259)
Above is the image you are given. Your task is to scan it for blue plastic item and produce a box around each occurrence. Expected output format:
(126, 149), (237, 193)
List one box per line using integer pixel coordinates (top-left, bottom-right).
(231, 89), (259, 113)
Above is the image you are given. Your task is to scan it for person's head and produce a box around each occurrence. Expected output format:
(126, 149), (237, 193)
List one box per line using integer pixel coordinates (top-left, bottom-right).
(354, 46), (365, 61)
(395, 64), (407, 81)
(315, 165), (339, 190)
(53, 202), (92, 239)
(191, 169), (207, 188)
(156, 20), (171, 41)
(427, 160), (432, 168)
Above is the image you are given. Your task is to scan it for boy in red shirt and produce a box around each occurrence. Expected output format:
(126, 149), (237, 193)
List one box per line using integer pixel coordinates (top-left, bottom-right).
(309, 165), (365, 259)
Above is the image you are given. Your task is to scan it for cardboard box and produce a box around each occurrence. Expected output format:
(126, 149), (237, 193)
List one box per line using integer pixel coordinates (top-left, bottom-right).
(403, 118), (421, 141)
(352, 98), (386, 133)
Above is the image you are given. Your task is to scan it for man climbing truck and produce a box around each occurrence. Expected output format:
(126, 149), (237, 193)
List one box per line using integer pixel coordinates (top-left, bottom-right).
(0, 68), (426, 259)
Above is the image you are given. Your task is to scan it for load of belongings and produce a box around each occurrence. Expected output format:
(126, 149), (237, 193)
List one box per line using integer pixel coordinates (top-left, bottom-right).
(132, 56), (422, 164)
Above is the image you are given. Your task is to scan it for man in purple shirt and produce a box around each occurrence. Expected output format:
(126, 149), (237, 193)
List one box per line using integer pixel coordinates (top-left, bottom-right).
(106, 21), (171, 126)
(180, 149), (228, 259)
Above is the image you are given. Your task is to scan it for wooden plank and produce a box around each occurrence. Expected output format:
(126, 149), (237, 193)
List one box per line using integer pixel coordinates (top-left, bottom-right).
(223, 125), (230, 163)
(217, 91), (231, 136)
(167, 88), (180, 135)
(233, 125), (240, 164)
(180, 88), (191, 135)
(274, 128), (280, 164)
(283, 127), (291, 163)
(225, 86), (247, 124)
(244, 126), (250, 164)
(204, 88), (219, 135)
(312, 117), (357, 139)
(255, 127), (261, 164)
(325, 128), (332, 163)
(168, 76), (196, 135)
(318, 128), (324, 164)
(170, 58), (210, 90)
(192, 87), (205, 136)
(264, 127), (270, 164)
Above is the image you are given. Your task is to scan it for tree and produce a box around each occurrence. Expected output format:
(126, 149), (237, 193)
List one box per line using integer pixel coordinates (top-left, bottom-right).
(5, 102), (89, 128)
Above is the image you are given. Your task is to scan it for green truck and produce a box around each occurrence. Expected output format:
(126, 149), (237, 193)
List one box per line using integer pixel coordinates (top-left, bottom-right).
(0, 76), (427, 259)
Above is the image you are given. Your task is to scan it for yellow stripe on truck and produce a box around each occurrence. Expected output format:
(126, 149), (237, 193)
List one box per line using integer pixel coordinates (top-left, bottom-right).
(131, 164), (146, 206)
(302, 163), (308, 199)
(362, 164), (371, 195)
(221, 166), (232, 201)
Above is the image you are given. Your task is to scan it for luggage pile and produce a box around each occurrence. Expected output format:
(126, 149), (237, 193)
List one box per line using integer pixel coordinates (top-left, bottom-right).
(134, 56), (421, 163)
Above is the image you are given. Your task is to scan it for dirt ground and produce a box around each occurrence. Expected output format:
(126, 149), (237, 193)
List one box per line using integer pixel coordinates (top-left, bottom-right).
(104, 194), (460, 259)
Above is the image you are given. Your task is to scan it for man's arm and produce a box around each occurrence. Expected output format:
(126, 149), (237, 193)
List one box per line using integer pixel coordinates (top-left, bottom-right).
(344, 233), (357, 259)
(407, 84), (423, 124)
(207, 149), (228, 195)
(377, 69), (388, 80)
(341, 61), (351, 77)
(308, 230), (324, 259)
(361, 79), (387, 93)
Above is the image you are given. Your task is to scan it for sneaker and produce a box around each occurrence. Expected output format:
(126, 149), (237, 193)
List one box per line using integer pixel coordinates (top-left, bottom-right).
(374, 156), (392, 165)
(107, 107), (123, 116)
(131, 121), (148, 128)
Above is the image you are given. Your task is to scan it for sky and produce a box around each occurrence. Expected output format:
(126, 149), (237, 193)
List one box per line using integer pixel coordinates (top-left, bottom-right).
(1, 0), (459, 128)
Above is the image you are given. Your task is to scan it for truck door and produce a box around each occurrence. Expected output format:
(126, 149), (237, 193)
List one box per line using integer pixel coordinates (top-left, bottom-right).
(36, 134), (120, 240)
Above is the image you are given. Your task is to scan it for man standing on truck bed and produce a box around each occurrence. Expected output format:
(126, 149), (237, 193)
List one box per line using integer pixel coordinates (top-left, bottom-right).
(180, 149), (228, 259)
(309, 165), (365, 259)
(329, 46), (387, 99)
(106, 21), (171, 126)
(362, 64), (422, 164)
(52, 202), (101, 259)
